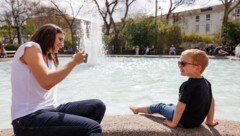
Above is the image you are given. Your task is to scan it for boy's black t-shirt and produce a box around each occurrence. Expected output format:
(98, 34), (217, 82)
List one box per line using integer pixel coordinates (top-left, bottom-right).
(179, 78), (212, 128)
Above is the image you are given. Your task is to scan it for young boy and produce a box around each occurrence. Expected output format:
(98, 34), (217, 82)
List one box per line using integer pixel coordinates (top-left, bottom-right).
(130, 49), (218, 128)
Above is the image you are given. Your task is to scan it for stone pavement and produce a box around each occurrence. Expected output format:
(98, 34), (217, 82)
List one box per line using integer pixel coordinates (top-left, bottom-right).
(1, 114), (240, 136)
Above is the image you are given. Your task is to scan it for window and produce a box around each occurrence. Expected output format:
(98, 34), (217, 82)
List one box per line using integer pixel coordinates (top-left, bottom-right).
(206, 24), (210, 33)
(196, 16), (200, 22)
(206, 14), (210, 21)
(235, 7), (240, 16)
(195, 25), (199, 32)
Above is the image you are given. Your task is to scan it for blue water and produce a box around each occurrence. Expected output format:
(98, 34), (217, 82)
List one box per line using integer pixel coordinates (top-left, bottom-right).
(0, 57), (240, 129)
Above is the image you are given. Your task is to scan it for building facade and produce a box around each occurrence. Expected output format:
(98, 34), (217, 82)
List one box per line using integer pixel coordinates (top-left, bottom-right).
(168, 4), (240, 36)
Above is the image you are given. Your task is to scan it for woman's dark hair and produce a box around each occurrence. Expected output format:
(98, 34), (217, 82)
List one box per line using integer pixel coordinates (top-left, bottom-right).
(30, 24), (65, 66)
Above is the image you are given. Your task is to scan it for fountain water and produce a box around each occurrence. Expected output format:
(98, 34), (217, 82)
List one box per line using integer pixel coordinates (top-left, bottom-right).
(77, 11), (105, 65)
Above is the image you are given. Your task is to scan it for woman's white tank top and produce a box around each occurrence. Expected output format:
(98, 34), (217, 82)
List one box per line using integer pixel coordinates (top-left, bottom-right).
(11, 42), (58, 120)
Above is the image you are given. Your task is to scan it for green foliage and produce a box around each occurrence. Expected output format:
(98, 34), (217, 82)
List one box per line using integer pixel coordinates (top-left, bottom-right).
(103, 35), (114, 50)
(23, 19), (36, 36)
(157, 22), (182, 53)
(0, 22), (18, 44)
(183, 33), (213, 43)
(122, 16), (155, 50)
(119, 17), (183, 54)
(222, 20), (240, 46)
(59, 40), (73, 53)
(4, 44), (20, 50)
(0, 28), (8, 37)
(167, 25), (182, 46)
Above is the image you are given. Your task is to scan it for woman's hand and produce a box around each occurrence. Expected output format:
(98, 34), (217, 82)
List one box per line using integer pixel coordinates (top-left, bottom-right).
(72, 51), (85, 65)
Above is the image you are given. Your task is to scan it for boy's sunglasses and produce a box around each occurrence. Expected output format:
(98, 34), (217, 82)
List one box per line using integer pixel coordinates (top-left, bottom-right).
(59, 37), (64, 43)
(178, 61), (199, 67)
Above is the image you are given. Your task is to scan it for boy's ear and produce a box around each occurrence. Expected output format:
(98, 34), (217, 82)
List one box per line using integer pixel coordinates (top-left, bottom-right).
(196, 65), (202, 72)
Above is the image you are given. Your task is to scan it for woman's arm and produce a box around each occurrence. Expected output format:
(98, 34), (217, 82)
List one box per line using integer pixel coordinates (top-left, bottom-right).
(21, 45), (84, 90)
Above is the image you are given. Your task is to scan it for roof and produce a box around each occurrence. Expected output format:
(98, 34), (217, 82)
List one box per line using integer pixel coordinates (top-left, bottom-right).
(165, 4), (225, 17)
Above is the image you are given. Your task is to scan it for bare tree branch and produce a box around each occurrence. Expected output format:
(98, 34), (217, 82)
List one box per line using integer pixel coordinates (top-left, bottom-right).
(1, 0), (37, 44)
(50, 0), (86, 50)
(92, 0), (136, 53)
(165, 0), (195, 23)
(220, 0), (240, 37)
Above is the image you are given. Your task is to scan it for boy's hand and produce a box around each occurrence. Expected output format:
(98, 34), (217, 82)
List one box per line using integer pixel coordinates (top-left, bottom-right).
(163, 119), (177, 128)
(205, 120), (219, 126)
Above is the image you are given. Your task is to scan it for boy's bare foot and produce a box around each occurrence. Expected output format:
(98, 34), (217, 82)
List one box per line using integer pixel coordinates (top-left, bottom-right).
(129, 106), (138, 114)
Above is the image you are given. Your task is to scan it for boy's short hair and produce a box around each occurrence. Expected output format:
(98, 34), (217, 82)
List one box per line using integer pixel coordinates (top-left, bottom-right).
(181, 49), (208, 73)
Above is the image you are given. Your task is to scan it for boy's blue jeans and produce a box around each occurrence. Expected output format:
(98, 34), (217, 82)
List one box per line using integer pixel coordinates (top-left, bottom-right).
(147, 103), (184, 127)
(148, 103), (175, 121)
(12, 99), (106, 136)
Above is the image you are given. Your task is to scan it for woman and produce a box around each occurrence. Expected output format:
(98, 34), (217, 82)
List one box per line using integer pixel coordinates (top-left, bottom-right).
(11, 24), (106, 136)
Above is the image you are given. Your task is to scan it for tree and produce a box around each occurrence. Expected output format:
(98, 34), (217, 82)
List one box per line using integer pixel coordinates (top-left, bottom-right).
(157, 21), (182, 54)
(30, 6), (68, 30)
(1, 0), (39, 44)
(222, 20), (240, 46)
(93, 0), (136, 53)
(93, 0), (117, 35)
(220, 0), (240, 37)
(49, 0), (87, 51)
(166, 24), (182, 49)
(22, 19), (36, 41)
(0, 12), (17, 44)
(165, 0), (195, 23)
(122, 16), (182, 54)
(123, 16), (155, 51)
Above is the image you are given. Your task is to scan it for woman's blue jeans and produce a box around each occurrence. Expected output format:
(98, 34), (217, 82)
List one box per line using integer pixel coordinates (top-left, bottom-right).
(12, 99), (106, 136)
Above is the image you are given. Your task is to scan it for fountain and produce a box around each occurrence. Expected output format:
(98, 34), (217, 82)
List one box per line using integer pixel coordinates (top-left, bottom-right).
(76, 10), (105, 65)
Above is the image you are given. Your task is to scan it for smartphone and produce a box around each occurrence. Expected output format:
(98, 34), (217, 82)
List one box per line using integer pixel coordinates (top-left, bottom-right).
(76, 49), (88, 63)
(84, 53), (88, 63)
